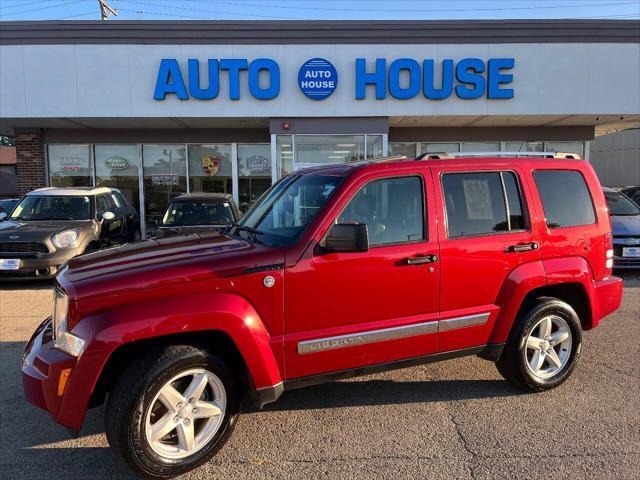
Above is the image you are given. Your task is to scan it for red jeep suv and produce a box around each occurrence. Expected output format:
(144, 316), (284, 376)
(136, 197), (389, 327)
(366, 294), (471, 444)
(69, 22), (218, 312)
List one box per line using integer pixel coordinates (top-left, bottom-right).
(22, 155), (622, 478)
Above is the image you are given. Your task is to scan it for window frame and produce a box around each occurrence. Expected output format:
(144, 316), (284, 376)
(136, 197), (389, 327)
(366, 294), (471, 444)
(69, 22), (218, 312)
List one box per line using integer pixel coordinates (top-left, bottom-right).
(440, 169), (530, 240)
(331, 173), (428, 248)
(532, 169), (597, 230)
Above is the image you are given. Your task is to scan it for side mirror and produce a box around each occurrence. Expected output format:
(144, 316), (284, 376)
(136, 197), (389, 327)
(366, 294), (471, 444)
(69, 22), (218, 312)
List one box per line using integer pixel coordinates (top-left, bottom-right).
(324, 223), (369, 253)
(101, 211), (116, 222)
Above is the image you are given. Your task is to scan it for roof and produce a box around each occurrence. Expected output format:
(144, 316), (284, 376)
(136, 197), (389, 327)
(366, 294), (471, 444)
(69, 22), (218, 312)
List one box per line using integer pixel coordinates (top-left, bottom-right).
(26, 186), (120, 197)
(171, 193), (234, 202)
(0, 20), (638, 45)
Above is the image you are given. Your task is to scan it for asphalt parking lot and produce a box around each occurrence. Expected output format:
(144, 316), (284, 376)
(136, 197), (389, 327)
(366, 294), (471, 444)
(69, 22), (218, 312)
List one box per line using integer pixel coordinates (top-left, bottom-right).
(1, 274), (639, 480)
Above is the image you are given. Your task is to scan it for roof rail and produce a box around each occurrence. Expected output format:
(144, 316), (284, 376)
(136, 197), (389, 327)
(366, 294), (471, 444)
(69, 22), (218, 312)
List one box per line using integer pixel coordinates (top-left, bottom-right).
(417, 151), (581, 160)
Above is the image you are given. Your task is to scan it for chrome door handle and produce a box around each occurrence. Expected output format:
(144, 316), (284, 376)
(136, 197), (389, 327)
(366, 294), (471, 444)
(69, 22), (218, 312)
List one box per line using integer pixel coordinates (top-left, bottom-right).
(506, 242), (539, 253)
(406, 254), (438, 265)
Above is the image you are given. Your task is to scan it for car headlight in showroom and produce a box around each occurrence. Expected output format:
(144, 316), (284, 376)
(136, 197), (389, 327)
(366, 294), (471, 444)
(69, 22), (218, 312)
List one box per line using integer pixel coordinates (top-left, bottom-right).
(52, 229), (79, 249)
(52, 288), (85, 357)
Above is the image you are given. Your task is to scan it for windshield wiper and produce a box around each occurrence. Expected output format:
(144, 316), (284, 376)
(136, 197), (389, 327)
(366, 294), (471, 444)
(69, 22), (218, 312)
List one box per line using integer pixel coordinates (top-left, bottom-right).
(225, 222), (264, 238)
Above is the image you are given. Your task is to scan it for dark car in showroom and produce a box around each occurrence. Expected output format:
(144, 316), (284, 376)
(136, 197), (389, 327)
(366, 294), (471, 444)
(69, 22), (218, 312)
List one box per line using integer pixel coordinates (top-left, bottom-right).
(0, 186), (140, 279)
(603, 187), (640, 268)
(151, 193), (240, 239)
(0, 198), (20, 221)
(619, 185), (640, 207)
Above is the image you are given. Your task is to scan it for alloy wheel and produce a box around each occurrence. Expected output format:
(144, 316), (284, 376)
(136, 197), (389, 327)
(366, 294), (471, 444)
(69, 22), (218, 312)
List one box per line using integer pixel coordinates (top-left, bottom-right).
(144, 368), (226, 459)
(524, 314), (573, 380)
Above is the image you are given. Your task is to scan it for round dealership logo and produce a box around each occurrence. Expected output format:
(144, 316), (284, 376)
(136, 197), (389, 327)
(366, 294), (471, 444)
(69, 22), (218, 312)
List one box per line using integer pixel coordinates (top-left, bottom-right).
(297, 58), (338, 101)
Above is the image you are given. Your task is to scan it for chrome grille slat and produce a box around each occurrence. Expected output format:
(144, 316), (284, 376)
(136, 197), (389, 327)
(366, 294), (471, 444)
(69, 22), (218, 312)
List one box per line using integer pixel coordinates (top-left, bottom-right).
(0, 242), (50, 254)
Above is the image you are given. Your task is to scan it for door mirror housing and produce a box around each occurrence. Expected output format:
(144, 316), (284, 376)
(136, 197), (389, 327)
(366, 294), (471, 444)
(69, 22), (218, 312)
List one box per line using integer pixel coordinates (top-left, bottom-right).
(324, 223), (369, 253)
(101, 211), (116, 222)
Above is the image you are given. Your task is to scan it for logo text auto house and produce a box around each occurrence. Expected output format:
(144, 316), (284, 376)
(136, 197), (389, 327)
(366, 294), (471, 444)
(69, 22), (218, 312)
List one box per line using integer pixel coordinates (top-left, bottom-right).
(154, 57), (515, 101)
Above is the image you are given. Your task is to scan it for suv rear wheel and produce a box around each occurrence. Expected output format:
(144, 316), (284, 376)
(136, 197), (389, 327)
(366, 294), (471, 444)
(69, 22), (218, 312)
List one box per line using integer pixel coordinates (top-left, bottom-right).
(497, 298), (582, 391)
(105, 345), (239, 479)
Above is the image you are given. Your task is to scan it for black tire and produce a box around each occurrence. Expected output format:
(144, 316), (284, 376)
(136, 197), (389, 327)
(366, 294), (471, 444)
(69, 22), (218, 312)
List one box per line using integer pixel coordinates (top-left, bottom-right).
(496, 297), (582, 392)
(105, 345), (239, 479)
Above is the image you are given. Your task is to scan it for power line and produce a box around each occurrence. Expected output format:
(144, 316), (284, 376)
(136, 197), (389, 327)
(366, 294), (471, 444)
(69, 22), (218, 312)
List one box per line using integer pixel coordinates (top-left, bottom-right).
(0, 0), (60, 11)
(0, 0), (87, 17)
(154, 0), (640, 14)
(121, 0), (300, 19)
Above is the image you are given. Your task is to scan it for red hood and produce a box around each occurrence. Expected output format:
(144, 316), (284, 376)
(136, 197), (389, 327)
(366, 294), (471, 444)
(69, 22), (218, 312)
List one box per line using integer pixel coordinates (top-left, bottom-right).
(59, 232), (285, 300)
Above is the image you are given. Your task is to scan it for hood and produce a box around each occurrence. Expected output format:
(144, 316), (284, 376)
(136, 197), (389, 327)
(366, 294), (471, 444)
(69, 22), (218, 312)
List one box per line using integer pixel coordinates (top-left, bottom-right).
(60, 231), (285, 299)
(0, 219), (92, 243)
(152, 224), (226, 239)
(610, 214), (640, 236)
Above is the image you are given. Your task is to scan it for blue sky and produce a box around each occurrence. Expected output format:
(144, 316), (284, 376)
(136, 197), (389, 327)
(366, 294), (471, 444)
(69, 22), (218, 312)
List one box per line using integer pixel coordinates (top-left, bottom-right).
(0, 0), (638, 21)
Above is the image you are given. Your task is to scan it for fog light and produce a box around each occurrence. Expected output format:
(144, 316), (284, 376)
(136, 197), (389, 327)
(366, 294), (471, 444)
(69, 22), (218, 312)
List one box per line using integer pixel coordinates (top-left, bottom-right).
(54, 332), (86, 357)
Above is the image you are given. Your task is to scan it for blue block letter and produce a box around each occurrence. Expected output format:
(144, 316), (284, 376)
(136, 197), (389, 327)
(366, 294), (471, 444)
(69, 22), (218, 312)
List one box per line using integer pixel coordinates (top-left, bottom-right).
(388, 59), (421, 100)
(455, 58), (486, 100)
(154, 59), (188, 100)
(356, 58), (387, 100)
(188, 59), (219, 100)
(423, 59), (454, 100)
(487, 58), (514, 99)
(248, 58), (280, 100)
(220, 59), (249, 100)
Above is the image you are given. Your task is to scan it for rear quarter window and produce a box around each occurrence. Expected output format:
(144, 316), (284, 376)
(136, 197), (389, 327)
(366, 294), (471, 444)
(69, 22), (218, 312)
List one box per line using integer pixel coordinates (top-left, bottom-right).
(533, 170), (596, 228)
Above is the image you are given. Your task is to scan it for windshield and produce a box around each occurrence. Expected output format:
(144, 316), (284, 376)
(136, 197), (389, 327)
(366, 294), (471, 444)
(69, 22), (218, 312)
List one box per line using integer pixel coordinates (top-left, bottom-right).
(10, 195), (92, 221)
(240, 173), (343, 246)
(162, 201), (235, 226)
(0, 199), (18, 213)
(605, 190), (640, 216)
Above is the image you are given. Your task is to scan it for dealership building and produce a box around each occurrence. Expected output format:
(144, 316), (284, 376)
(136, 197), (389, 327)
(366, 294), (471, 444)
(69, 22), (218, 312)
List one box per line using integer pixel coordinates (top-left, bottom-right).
(1, 20), (639, 235)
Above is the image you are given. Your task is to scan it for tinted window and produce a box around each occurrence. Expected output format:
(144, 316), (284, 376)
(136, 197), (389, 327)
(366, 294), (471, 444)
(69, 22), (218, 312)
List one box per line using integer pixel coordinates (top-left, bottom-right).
(502, 172), (527, 230)
(443, 172), (511, 237)
(110, 193), (123, 209)
(162, 202), (235, 226)
(604, 190), (640, 216)
(96, 195), (111, 216)
(534, 170), (596, 228)
(338, 176), (424, 246)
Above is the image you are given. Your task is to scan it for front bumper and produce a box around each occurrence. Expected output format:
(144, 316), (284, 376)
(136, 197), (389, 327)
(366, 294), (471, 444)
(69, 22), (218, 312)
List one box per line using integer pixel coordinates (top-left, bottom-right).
(0, 248), (81, 280)
(22, 318), (77, 425)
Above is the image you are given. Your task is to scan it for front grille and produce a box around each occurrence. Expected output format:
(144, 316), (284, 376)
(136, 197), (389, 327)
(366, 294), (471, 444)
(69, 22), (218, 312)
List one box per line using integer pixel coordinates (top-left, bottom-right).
(0, 242), (50, 255)
(613, 234), (640, 239)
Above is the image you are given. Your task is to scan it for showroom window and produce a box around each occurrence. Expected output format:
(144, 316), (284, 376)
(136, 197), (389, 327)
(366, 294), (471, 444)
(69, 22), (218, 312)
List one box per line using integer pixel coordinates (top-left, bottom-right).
(367, 135), (384, 159)
(421, 143), (460, 154)
(142, 145), (187, 230)
(388, 142), (417, 158)
(188, 144), (233, 195)
(237, 144), (272, 212)
(94, 144), (141, 216)
(48, 145), (92, 187)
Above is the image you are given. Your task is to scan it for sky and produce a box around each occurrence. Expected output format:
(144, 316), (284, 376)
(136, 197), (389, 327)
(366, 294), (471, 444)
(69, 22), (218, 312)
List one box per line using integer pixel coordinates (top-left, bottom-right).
(0, 0), (638, 21)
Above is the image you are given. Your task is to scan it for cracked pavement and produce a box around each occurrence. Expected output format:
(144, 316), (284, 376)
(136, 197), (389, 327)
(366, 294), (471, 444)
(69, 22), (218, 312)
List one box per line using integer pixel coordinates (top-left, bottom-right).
(1, 272), (638, 479)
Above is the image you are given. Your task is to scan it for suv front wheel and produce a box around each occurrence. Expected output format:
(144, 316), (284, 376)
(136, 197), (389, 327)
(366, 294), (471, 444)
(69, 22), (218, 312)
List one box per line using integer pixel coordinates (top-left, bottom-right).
(105, 345), (239, 479)
(497, 298), (582, 391)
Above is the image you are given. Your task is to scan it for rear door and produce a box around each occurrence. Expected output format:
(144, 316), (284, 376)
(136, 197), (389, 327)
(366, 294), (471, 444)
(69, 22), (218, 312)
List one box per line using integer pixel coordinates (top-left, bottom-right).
(431, 165), (542, 352)
(285, 171), (440, 379)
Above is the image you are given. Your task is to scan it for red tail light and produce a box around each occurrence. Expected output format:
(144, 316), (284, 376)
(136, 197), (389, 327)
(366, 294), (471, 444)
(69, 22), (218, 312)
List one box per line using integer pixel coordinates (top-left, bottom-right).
(604, 231), (613, 278)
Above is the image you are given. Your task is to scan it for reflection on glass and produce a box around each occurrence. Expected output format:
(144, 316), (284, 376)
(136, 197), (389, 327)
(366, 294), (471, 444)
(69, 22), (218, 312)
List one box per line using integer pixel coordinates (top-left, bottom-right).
(94, 144), (140, 215)
(461, 142), (500, 152)
(238, 144), (272, 212)
(295, 135), (365, 166)
(367, 135), (383, 159)
(421, 143), (460, 153)
(277, 135), (293, 177)
(188, 144), (232, 194)
(545, 141), (584, 158)
(142, 145), (187, 230)
(388, 143), (417, 158)
(504, 141), (544, 152)
(48, 145), (92, 187)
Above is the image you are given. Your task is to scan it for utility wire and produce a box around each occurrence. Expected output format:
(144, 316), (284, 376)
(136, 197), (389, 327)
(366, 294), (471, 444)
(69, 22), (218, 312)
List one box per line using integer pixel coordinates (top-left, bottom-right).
(1, 0), (59, 11)
(121, 0), (300, 19)
(152, 0), (640, 14)
(0, 0), (86, 17)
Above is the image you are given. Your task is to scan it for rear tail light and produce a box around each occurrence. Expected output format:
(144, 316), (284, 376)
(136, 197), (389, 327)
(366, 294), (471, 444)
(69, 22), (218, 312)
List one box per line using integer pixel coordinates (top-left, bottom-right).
(605, 232), (613, 276)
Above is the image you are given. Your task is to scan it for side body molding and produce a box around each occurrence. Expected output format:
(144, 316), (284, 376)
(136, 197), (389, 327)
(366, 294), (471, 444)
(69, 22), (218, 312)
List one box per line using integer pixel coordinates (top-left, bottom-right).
(57, 293), (282, 430)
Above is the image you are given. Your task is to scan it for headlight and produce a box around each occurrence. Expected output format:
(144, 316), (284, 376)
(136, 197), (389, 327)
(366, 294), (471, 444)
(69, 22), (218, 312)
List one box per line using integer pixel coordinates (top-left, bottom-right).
(52, 288), (85, 357)
(52, 229), (79, 248)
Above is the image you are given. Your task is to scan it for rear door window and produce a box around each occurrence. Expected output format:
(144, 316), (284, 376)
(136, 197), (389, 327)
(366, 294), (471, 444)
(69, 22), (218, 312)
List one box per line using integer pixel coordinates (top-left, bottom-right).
(533, 170), (596, 228)
(442, 171), (526, 238)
